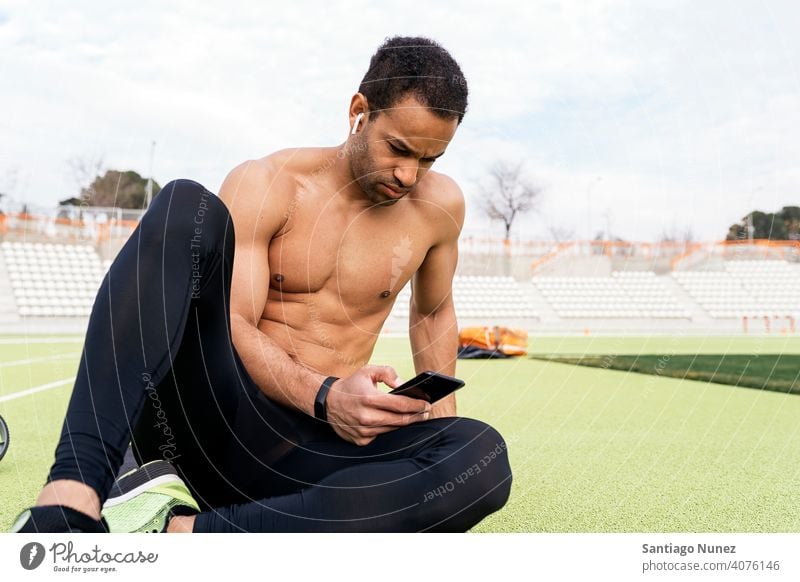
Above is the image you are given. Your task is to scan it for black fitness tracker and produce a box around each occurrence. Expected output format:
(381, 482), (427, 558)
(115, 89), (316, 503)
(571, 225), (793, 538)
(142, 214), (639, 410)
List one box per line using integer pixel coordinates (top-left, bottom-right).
(314, 376), (339, 422)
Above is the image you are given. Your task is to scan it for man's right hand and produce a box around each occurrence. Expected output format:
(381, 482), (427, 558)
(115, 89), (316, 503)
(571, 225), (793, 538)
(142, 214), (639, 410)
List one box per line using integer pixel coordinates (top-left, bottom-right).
(325, 365), (432, 446)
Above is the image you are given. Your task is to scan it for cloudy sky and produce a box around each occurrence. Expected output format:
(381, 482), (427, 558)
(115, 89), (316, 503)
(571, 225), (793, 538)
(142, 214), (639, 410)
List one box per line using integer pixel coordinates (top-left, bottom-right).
(1, 0), (798, 241)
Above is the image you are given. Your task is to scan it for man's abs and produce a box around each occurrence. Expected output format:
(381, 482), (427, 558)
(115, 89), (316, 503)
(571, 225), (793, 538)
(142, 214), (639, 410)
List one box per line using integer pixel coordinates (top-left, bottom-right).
(257, 293), (390, 377)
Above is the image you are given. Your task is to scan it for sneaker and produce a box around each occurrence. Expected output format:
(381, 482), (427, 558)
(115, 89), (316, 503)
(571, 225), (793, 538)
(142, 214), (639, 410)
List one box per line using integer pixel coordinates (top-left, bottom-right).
(102, 460), (200, 533)
(9, 505), (109, 533)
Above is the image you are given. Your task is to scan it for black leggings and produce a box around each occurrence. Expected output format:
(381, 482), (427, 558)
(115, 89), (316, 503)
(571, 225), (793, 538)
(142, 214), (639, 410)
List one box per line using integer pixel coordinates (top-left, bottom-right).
(47, 179), (513, 532)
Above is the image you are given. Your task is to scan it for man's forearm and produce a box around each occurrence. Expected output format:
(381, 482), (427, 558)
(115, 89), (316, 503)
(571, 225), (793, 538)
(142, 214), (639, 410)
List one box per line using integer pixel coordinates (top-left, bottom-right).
(231, 315), (326, 417)
(409, 302), (459, 417)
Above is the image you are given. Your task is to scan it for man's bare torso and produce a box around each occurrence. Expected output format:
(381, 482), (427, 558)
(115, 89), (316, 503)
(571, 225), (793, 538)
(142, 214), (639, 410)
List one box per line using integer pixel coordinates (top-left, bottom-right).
(246, 147), (459, 378)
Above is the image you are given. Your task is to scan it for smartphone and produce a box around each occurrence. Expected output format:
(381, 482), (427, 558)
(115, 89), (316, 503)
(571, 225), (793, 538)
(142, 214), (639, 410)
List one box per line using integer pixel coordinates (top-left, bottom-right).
(388, 371), (465, 404)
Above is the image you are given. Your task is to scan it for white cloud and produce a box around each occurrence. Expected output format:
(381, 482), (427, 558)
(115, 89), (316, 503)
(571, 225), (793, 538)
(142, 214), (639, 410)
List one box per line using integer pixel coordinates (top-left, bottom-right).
(1, 0), (798, 241)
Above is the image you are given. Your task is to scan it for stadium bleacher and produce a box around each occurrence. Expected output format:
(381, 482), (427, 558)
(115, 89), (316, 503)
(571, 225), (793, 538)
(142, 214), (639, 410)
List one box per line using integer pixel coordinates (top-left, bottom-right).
(672, 270), (751, 318)
(1, 231), (798, 335)
(726, 259), (800, 316)
(1, 241), (105, 317)
(532, 272), (690, 319)
(672, 260), (800, 319)
(390, 275), (539, 320)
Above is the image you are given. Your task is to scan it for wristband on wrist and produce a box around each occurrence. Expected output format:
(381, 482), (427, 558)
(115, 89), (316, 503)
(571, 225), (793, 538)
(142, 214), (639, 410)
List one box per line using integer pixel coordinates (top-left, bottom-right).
(314, 376), (339, 422)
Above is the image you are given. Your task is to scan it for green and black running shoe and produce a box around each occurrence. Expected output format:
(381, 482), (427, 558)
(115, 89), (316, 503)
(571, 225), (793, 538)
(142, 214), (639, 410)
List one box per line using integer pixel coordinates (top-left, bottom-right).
(102, 460), (200, 533)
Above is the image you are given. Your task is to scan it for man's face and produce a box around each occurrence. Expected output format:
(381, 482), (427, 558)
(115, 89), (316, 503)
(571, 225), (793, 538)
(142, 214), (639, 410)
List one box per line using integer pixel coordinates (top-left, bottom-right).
(349, 94), (459, 205)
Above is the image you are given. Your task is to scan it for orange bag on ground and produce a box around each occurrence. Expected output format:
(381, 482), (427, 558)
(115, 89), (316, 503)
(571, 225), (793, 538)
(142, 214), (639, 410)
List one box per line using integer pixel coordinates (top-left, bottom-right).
(458, 326), (528, 357)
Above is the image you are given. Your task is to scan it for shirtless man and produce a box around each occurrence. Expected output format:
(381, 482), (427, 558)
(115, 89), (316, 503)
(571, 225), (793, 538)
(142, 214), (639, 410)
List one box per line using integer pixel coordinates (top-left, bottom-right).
(12, 36), (512, 533)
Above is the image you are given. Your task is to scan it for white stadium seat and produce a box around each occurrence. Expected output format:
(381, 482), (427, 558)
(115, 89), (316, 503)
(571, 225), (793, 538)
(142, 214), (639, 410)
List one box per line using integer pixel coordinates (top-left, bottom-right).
(533, 271), (690, 319)
(2, 241), (104, 318)
(672, 260), (800, 318)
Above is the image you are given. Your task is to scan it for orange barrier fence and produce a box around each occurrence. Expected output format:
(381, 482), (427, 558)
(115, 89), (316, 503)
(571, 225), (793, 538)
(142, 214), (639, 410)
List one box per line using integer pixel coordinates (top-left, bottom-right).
(2, 211), (800, 265)
(671, 239), (800, 270)
(527, 239), (800, 274)
(742, 315), (797, 334)
(0, 211), (140, 243)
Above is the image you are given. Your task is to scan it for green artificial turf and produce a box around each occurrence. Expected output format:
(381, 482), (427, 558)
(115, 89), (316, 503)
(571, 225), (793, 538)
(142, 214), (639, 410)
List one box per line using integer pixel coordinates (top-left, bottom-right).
(531, 354), (800, 396)
(0, 334), (799, 533)
(0, 337), (82, 528)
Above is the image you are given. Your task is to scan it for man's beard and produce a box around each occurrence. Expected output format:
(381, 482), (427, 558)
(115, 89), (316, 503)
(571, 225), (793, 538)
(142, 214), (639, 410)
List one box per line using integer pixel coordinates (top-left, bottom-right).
(349, 141), (403, 206)
(350, 155), (386, 204)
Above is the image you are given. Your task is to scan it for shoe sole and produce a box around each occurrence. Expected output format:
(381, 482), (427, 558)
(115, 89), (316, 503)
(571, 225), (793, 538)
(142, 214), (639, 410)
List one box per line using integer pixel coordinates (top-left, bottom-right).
(105, 460), (183, 508)
(104, 474), (185, 508)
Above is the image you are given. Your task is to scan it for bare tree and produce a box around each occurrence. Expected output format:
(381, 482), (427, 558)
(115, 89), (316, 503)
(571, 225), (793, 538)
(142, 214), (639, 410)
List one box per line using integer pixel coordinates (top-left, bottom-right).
(66, 154), (105, 201)
(477, 161), (542, 240)
(659, 224), (696, 243)
(547, 225), (575, 242)
(0, 166), (20, 212)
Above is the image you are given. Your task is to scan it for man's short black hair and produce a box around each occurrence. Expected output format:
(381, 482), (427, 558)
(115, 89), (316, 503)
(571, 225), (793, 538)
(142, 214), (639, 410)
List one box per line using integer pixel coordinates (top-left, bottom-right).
(358, 36), (469, 124)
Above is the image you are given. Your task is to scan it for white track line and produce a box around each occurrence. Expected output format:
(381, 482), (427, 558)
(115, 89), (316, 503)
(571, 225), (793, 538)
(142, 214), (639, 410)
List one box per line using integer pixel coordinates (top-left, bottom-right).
(0, 337), (83, 345)
(0, 377), (75, 404)
(0, 353), (80, 368)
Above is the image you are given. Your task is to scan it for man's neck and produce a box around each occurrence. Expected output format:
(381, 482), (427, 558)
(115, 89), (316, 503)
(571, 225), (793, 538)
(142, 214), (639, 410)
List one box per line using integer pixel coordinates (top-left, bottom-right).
(327, 142), (374, 209)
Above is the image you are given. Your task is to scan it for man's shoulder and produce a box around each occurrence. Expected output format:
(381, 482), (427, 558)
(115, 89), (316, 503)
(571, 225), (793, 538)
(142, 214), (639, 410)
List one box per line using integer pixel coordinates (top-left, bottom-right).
(225, 148), (335, 188)
(417, 170), (466, 222)
(227, 150), (297, 183)
(403, 172), (466, 252)
(217, 153), (303, 233)
(258, 147), (334, 175)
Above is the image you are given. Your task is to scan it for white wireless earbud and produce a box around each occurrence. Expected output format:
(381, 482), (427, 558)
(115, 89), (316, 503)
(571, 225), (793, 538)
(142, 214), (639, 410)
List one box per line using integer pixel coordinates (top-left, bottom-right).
(351, 112), (364, 135)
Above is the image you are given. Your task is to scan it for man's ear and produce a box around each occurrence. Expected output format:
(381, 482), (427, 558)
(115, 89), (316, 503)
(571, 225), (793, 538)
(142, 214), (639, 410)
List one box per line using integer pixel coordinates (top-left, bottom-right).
(348, 93), (370, 127)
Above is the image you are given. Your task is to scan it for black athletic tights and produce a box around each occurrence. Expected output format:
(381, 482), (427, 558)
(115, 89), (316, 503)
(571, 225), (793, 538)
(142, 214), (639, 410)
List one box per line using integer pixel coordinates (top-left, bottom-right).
(47, 179), (513, 532)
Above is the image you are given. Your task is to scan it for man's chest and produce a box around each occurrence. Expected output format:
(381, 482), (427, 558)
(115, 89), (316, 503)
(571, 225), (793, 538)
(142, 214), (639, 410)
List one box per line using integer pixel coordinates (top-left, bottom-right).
(266, 204), (433, 302)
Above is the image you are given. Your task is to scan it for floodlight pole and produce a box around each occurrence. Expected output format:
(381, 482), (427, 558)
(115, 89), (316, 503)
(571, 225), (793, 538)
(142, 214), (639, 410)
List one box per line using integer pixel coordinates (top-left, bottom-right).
(586, 176), (602, 242)
(145, 141), (156, 208)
